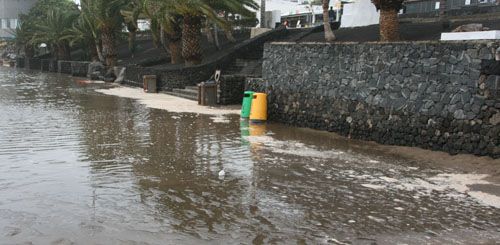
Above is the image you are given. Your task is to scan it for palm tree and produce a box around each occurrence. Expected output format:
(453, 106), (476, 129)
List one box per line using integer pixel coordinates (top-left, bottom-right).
(12, 17), (36, 58)
(372, 0), (404, 41)
(30, 9), (79, 60)
(84, 0), (129, 66)
(121, 0), (144, 58)
(144, 0), (184, 64)
(172, 0), (258, 65)
(63, 15), (100, 61)
(322, 0), (336, 42)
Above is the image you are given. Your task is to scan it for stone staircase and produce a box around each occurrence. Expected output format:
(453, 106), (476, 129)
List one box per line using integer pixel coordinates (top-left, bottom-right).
(164, 85), (198, 101)
(223, 58), (263, 77)
(160, 27), (319, 102)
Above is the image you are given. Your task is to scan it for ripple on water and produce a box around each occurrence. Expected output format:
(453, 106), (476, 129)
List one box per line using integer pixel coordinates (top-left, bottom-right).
(0, 68), (499, 243)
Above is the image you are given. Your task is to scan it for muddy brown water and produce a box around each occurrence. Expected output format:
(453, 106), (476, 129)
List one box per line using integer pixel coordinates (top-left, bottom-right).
(1, 68), (500, 244)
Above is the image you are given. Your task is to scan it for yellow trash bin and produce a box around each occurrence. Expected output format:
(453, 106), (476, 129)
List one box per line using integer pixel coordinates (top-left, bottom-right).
(250, 93), (267, 122)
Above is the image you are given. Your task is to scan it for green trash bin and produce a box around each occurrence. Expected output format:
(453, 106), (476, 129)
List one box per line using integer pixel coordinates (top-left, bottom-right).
(241, 91), (255, 118)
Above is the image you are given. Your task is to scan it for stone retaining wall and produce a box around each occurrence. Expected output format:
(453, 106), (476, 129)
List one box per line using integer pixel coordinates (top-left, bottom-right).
(15, 57), (25, 68)
(58, 61), (73, 74)
(26, 58), (41, 70)
(219, 75), (246, 105)
(71, 61), (90, 77)
(56, 60), (91, 76)
(124, 28), (288, 92)
(41, 59), (58, 72)
(253, 41), (500, 157)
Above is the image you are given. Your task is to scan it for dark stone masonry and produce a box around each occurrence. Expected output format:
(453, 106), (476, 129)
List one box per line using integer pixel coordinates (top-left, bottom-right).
(249, 41), (500, 158)
(219, 75), (246, 105)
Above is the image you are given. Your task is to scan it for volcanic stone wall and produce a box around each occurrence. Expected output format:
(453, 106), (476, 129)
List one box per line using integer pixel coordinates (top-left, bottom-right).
(124, 28), (288, 91)
(256, 41), (500, 157)
(219, 75), (246, 105)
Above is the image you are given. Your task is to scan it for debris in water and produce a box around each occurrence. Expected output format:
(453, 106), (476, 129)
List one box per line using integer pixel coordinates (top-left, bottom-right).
(218, 169), (225, 180)
(361, 184), (385, 190)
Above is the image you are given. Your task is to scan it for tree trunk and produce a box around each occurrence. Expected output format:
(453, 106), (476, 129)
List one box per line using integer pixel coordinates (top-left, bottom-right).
(25, 45), (34, 58)
(168, 40), (183, 64)
(182, 15), (202, 66)
(260, 0), (266, 28)
(101, 26), (117, 66)
(204, 19), (214, 44)
(56, 45), (66, 60)
(323, 0), (336, 42)
(213, 23), (220, 50)
(56, 42), (71, 60)
(95, 39), (105, 63)
(379, 8), (400, 41)
(224, 29), (236, 43)
(151, 20), (162, 49)
(163, 20), (183, 64)
(64, 42), (71, 60)
(89, 41), (99, 61)
(128, 31), (137, 58)
(439, 0), (447, 15)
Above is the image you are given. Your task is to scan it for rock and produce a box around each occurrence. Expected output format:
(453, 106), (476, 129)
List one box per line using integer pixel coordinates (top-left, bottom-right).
(113, 67), (126, 84)
(87, 61), (105, 80)
(103, 68), (117, 82)
(454, 109), (466, 120)
(452, 23), (489, 32)
(490, 112), (500, 125)
(450, 93), (461, 104)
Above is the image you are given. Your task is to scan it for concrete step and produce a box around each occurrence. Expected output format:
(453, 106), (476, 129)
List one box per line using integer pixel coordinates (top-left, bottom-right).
(172, 88), (198, 97)
(163, 91), (198, 101)
(225, 58), (263, 76)
(185, 86), (198, 91)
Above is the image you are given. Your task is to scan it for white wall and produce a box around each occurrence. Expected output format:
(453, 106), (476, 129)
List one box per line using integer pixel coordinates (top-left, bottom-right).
(0, 0), (37, 38)
(340, 0), (380, 28)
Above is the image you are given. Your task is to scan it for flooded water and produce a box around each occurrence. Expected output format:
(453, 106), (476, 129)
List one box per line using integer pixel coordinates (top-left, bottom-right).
(1, 67), (500, 244)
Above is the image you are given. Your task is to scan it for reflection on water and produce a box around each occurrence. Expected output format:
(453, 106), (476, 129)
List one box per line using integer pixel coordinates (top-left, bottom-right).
(1, 67), (500, 244)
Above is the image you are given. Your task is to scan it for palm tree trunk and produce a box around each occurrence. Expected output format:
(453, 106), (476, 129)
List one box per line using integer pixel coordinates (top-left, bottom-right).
(101, 26), (117, 66)
(213, 23), (220, 50)
(95, 39), (105, 63)
(379, 8), (400, 41)
(224, 29), (236, 43)
(223, 12), (236, 42)
(204, 19), (214, 44)
(89, 41), (99, 61)
(260, 0), (266, 28)
(182, 15), (202, 66)
(56, 45), (66, 60)
(323, 0), (336, 42)
(168, 40), (183, 64)
(63, 42), (71, 60)
(439, 0), (447, 15)
(25, 45), (34, 58)
(128, 31), (137, 58)
(56, 42), (71, 61)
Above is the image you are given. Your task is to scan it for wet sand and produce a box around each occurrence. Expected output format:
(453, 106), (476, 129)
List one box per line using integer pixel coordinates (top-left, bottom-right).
(96, 86), (241, 116)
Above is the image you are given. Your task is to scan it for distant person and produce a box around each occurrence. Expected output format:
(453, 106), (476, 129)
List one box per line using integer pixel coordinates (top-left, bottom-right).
(328, 7), (336, 23)
(283, 20), (289, 29)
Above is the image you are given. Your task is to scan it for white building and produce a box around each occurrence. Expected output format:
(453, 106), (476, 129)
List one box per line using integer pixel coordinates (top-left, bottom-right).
(0, 0), (37, 39)
(258, 0), (381, 29)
